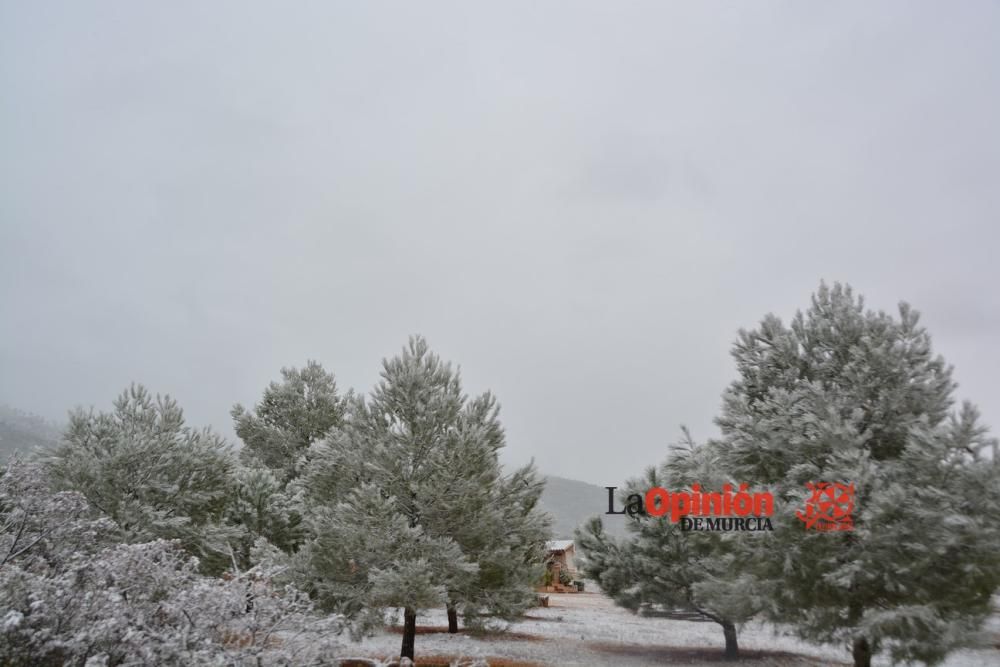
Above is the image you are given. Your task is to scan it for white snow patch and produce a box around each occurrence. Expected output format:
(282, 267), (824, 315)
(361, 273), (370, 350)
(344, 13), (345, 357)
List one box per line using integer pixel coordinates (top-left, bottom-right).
(334, 589), (1000, 666)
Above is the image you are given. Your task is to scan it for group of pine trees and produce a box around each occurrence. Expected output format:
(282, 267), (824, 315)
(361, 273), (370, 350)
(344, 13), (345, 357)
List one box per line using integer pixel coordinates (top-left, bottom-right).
(9, 282), (1000, 665)
(41, 336), (552, 661)
(578, 283), (1000, 667)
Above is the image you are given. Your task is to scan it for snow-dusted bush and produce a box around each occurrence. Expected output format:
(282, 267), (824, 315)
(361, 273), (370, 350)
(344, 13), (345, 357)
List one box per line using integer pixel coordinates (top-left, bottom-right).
(2, 541), (347, 666)
(1, 457), (118, 573)
(1, 459), (346, 667)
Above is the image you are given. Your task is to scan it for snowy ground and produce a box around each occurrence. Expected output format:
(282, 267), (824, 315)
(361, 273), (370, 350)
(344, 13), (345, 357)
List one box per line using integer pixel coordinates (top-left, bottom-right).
(335, 589), (1000, 666)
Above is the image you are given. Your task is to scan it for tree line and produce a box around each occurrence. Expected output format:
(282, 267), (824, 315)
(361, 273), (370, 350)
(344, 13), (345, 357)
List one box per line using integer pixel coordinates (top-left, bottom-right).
(2, 336), (551, 664)
(4, 282), (999, 666)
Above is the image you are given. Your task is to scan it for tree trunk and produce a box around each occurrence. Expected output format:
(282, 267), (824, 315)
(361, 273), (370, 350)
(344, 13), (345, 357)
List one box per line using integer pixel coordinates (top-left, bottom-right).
(852, 636), (871, 667)
(722, 620), (739, 660)
(400, 607), (417, 661)
(447, 605), (459, 633)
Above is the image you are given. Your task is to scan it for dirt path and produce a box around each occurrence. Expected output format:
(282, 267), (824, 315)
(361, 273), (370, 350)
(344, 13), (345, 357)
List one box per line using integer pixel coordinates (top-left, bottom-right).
(343, 591), (998, 666)
(348, 591), (841, 666)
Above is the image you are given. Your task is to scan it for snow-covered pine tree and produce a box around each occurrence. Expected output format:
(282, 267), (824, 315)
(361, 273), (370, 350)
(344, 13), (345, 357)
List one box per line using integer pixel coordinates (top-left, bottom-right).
(48, 384), (241, 574)
(232, 360), (346, 482)
(714, 282), (1000, 666)
(473, 461), (550, 625)
(425, 394), (550, 632)
(576, 430), (757, 660)
(226, 465), (306, 565)
(230, 362), (345, 562)
(297, 336), (550, 660)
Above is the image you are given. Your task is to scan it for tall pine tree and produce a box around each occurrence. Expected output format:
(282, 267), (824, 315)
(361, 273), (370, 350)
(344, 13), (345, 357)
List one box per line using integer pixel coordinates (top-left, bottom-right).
(427, 393), (550, 632)
(716, 283), (1000, 666)
(230, 362), (345, 560)
(296, 337), (550, 660)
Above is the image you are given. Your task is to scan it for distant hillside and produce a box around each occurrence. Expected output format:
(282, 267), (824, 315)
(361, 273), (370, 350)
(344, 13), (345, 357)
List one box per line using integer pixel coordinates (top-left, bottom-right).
(0, 405), (62, 460)
(539, 474), (628, 539)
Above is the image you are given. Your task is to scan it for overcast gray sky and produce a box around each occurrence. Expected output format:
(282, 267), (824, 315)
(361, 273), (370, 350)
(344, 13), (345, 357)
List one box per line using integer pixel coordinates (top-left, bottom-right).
(2, 1), (998, 485)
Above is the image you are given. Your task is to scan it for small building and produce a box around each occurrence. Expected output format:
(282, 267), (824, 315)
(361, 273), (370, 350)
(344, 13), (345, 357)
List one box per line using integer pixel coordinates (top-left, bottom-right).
(545, 539), (577, 579)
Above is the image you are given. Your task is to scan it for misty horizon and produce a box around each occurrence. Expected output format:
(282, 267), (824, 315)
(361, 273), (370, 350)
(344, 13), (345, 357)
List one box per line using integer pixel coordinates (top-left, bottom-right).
(3, 1), (999, 486)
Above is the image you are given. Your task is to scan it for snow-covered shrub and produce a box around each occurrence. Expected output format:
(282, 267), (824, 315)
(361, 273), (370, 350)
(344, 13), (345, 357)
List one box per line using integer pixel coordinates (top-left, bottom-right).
(1, 459), (346, 666)
(1, 457), (119, 572)
(1, 540), (346, 666)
